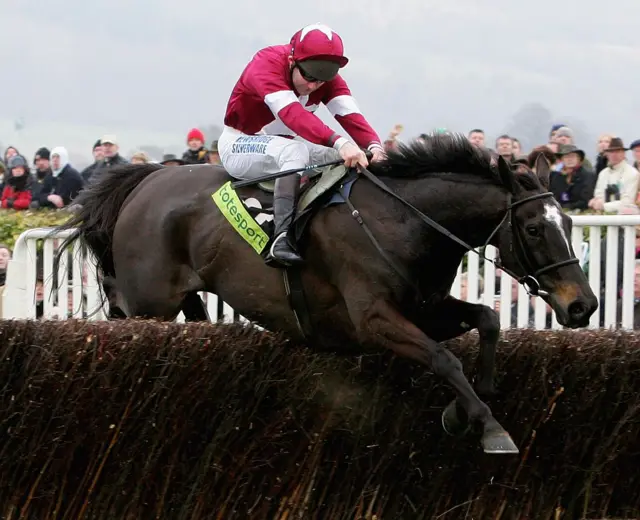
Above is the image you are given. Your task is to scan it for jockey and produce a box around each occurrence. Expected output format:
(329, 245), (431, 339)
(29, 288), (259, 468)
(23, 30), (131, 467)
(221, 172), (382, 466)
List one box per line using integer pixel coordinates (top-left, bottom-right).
(219, 23), (385, 267)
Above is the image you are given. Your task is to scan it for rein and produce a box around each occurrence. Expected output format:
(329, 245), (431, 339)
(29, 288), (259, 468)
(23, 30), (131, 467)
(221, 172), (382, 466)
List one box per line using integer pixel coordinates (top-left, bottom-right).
(349, 166), (579, 299)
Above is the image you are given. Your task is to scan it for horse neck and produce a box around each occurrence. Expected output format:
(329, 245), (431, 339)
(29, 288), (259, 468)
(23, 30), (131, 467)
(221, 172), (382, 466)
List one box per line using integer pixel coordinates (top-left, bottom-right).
(391, 176), (510, 249)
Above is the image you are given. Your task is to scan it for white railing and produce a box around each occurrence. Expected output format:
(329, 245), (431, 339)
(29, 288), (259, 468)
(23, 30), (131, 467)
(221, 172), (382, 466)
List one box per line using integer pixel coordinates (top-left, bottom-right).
(448, 215), (639, 330)
(2, 216), (639, 329)
(2, 228), (106, 321)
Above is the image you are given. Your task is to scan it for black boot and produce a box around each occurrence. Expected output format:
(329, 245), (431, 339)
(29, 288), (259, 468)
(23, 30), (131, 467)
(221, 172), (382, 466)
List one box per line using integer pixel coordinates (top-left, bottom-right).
(265, 175), (304, 267)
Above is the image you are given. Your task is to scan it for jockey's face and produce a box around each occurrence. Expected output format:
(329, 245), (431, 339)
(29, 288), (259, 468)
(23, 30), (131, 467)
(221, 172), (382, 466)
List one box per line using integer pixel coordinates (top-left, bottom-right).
(288, 57), (324, 96)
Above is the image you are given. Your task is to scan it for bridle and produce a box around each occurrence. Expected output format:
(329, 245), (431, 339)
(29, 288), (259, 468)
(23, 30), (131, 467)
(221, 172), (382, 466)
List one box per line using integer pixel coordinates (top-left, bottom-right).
(348, 168), (580, 299)
(478, 191), (580, 297)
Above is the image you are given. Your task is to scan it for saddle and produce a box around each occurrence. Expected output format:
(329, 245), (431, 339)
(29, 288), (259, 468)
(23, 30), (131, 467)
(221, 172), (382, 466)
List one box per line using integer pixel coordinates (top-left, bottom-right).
(231, 162), (358, 245)
(255, 163), (349, 215)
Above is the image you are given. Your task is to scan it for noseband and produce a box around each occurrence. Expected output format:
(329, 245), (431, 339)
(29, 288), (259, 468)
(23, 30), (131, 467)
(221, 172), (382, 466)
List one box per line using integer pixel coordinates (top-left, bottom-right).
(353, 169), (579, 298)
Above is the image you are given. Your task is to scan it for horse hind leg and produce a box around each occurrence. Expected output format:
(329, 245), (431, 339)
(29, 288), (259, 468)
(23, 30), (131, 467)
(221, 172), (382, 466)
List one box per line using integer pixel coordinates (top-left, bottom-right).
(181, 292), (211, 322)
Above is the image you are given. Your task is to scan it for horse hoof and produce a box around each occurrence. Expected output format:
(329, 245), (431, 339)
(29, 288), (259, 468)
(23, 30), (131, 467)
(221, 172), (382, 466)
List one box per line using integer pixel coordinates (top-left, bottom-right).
(481, 430), (519, 455)
(441, 400), (471, 437)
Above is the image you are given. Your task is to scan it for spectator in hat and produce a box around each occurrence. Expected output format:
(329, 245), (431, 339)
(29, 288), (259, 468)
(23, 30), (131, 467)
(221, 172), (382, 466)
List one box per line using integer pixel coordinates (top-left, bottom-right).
(80, 140), (105, 183)
(589, 137), (639, 214)
(33, 146), (84, 209)
(1, 146), (23, 190)
(160, 154), (185, 167)
(1, 155), (33, 210)
(547, 124), (566, 152)
(31, 147), (52, 202)
(549, 144), (595, 211)
(550, 126), (594, 171)
(207, 140), (221, 165)
(100, 135), (128, 168)
(86, 135), (128, 186)
(33, 147), (51, 180)
(182, 128), (209, 164)
(549, 124), (565, 140)
(554, 126), (574, 146)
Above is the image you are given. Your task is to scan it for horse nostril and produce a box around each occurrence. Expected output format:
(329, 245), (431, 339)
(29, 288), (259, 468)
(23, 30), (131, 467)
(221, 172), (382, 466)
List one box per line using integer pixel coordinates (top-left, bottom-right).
(568, 301), (588, 319)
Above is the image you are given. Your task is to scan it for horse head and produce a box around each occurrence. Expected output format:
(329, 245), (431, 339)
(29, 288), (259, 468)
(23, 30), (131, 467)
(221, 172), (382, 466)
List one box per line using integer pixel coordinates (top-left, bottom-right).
(492, 153), (598, 328)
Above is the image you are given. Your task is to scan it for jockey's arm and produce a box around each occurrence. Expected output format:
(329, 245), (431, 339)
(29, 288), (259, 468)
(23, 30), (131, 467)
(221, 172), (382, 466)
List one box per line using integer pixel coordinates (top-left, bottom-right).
(322, 75), (384, 154)
(248, 65), (349, 151)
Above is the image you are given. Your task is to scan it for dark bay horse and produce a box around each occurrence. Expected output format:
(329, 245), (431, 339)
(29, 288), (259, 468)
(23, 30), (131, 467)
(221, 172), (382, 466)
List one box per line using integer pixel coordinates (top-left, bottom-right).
(54, 134), (598, 454)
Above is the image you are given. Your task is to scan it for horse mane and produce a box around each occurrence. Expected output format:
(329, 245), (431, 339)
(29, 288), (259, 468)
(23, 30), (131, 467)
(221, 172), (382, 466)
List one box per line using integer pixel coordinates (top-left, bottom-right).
(368, 133), (543, 191)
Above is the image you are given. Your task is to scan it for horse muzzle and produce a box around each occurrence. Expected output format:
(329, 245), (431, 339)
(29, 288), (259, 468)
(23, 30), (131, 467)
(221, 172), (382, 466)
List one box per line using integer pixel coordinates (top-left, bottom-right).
(547, 282), (599, 328)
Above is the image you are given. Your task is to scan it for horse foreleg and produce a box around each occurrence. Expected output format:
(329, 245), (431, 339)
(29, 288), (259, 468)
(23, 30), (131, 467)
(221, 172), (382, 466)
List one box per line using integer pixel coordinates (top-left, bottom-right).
(416, 295), (500, 397)
(351, 297), (518, 454)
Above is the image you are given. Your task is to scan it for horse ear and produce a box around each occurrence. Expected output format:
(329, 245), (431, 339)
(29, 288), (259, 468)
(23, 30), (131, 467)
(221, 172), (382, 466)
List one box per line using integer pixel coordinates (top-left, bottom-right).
(535, 153), (552, 189)
(495, 154), (518, 195)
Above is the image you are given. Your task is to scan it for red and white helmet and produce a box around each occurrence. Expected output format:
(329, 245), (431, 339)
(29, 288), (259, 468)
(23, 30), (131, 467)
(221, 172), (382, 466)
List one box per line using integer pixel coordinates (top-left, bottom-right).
(290, 24), (349, 81)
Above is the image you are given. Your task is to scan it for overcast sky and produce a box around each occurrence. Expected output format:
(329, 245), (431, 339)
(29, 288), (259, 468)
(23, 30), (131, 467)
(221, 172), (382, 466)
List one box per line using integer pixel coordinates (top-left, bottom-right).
(3, 0), (640, 162)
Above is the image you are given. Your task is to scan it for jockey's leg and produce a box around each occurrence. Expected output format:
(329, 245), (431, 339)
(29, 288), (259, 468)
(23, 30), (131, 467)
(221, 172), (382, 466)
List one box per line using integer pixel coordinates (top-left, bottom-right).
(267, 142), (310, 266)
(268, 142), (340, 266)
(217, 128), (308, 266)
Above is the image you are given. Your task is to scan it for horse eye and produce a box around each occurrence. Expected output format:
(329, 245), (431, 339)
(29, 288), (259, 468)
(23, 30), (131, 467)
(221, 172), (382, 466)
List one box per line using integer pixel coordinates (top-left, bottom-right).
(526, 225), (539, 237)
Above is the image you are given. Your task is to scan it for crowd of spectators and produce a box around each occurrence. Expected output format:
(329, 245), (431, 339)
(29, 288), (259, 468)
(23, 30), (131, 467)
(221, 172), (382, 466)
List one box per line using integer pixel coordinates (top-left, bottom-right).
(384, 124), (640, 216)
(0, 128), (222, 212)
(3, 122), (639, 217)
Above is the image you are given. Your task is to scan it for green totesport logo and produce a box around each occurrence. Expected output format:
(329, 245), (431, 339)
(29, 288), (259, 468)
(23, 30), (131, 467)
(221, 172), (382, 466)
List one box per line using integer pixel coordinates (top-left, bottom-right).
(212, 181), (269, 254)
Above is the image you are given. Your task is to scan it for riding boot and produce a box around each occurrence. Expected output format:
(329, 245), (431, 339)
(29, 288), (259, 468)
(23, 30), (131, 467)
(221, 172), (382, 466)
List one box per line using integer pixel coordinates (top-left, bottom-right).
(265, 174), (304, 267)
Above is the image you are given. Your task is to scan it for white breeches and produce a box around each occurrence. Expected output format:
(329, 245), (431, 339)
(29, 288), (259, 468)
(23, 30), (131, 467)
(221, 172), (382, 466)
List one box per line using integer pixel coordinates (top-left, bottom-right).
(217, 126), (341, 180)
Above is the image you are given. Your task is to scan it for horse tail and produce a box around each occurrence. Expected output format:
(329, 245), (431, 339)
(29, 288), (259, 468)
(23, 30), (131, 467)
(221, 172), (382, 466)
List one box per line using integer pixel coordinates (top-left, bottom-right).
(53, 163), (164, 282)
